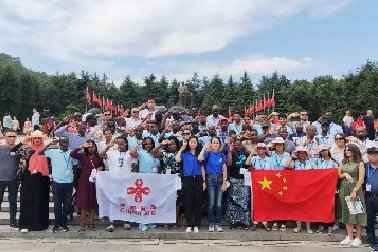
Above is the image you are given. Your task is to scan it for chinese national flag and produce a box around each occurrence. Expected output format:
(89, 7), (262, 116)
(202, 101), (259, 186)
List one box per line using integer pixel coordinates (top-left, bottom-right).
(251, 169), (338, 223)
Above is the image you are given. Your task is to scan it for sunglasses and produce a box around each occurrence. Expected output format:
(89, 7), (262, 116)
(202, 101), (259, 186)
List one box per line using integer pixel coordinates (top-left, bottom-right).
(335, 138), (345, 140)
(6, 135), (16, 138)
(104, 113), (111, 116)
(182, 132), (191, 135)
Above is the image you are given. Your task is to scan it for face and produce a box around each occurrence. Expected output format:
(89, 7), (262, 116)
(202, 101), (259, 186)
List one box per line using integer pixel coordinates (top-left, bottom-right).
(233, 114), (241, 123)
(167, 140), (177, 152)
(131, 110), (139, 118)
(344, 148), (352, 158)
(104, 112), (112, 120)
(146, 99), (156, 109)
(356, 129), (367, 139)
(182, 130), (191, 140)
(297, 151), (307, 160)
(59, 139), (69, 150)
(117, 138), (127, 151)
(300, 112), (309, 120)
(143, 139), (153, 151)
(32, 137), (43, 146)
(335, 136), (345, 147)
(5, 132), (17, 145)
(279, 130), (288, 139)
(307, 127), (316, 137)
(368, 153), (378, 164)
(244, 117), (251, 125)
(233, 140), (242, 150)
(320, 150), (329, 158)
(208, 127), (217, 137)
(211, 138), (221, 151)
(257, 147), (266, 156)
(87, 141), (96, 154)
(104, 130), (113, 141)
(149, 124), (158, 134)
(188, 138), (198, 150)
(275, 143), (284, 153)
(220, 121), (228, 131)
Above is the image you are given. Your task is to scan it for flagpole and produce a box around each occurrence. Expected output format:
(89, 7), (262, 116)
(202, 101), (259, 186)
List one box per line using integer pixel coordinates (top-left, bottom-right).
(272, 89), (275, 113)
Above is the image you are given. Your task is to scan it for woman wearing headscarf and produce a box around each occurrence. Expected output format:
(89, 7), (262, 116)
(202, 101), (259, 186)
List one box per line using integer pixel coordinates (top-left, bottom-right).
(18, 130), (50, 233)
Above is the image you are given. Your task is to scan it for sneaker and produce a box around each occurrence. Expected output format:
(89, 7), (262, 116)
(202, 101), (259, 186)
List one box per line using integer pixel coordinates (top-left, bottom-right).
(332, 223), (339, 232)
(193, 226), (199, 233)
(9, 224), (18, 231)
(327, 226), (333, 235)
(185, 227), (192, 233)
(316, 225), (324, 233)
(306, 228), (313, 234)
(105, 224), (114, 232)
(293, 227), (301, 233)
(250, 224), (257, 231)
(340, 236), (353, 246)
(52, 226), (60, 233)
(124, 223), (132, 230)
(271, 223), (279, 231)
(20, 228), (29, 233)
(139, 224), (149, 232)
(280, 224), (286, 232)
(351, 238), (362, 247)
(208, 225), (215, 232)
(215, 225), (223, 232)
(62, 226), (69, 232)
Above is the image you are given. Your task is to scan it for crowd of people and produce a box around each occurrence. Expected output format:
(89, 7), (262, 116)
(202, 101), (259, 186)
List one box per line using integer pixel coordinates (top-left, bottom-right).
(0, 97), (378, 249)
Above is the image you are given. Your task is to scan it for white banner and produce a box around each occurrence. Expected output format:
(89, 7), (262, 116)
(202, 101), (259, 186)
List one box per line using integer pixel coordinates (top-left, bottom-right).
(96, 171), (181, 224)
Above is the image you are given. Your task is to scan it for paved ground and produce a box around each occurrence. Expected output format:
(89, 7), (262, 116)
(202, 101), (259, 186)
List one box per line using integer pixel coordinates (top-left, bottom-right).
(0, 238), (373, 252)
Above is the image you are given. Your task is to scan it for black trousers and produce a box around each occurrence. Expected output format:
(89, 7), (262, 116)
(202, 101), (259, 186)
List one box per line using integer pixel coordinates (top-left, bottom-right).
(183, 176), (203, 228)
(0, 180), (18, 226)
(366, 192), (378, 244)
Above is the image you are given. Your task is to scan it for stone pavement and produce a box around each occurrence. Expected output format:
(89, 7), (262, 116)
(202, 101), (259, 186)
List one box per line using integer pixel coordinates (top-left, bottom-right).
(0, 238), (373, 252)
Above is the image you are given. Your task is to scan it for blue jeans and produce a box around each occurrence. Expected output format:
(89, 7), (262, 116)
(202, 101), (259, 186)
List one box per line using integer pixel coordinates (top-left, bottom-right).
(207, 174), (223, 225)
(52, 182), (73, 227)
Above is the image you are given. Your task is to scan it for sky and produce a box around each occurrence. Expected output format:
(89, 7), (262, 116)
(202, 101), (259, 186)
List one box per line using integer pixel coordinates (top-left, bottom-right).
(0, 0), (377, 84)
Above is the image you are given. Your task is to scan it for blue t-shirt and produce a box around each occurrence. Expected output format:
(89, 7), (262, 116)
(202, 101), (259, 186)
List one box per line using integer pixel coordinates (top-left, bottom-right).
(138, 149), (160, 173)
(181, 151), (202, 176)
(270, 152), (291, 170)
(204, 151), (225, 175)
(45, 149), (75, 183)
(313, 158), (338, 169)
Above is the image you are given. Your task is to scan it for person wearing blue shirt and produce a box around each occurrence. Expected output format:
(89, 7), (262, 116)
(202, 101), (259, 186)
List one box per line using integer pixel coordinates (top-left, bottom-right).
(39, 137), (74, 233)
(199, 137), (228, 233)
(270, 137), (291, 171)
(365, 146), (378, 250)
(176, 136), (205, 233)
(246, 143), (272, 231)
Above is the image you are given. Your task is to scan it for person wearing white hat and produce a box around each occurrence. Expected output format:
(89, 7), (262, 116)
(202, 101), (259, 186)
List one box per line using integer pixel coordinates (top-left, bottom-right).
(269, 137), (291, 232)
(246, 142), (273, 231)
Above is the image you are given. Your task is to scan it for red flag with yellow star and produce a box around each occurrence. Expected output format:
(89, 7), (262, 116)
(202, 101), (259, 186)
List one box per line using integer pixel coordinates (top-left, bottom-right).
(251, 169), (338, 222)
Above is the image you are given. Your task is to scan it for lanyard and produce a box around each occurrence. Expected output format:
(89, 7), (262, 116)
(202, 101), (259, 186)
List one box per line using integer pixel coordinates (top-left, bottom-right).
(253, 156), (268, 169)
(62, 151), (71, 169)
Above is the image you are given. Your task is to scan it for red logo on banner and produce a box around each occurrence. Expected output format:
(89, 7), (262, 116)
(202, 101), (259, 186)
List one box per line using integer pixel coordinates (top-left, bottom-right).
(127, 179), (150, 202)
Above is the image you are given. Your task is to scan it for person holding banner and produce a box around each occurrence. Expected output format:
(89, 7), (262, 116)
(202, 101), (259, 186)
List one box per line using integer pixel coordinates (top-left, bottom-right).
(70, 140), (104, 232)
(286, 146), (314, 233)
(102, 136), (137, 232)
(199, 137), (228, 232)
(176, 136), (205, 233)
(338, 144), (366, 247)
(246, 143), (273, 231)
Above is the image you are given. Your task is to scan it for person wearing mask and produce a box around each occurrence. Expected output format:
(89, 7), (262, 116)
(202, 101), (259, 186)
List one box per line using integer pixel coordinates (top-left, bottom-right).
(176, 136), (205, 233)
(18, 130), (50, 233)
(199, 137), (228, 232)
(0, 130), (22, 229)
(226, 137), (251, 230)
(71, 140), (104, 232)
(338, 144), (366, 247)
(39, 137), (74, 232)
(246, 143), (273, 231)
(206, 105), (224, 128)
(365, 144), (378, 250)
(102, 136), (137, 232)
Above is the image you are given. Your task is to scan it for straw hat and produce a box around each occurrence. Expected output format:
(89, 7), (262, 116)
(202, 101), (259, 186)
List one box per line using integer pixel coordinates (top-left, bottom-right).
(30, 130), (45, 139)
(272, 137), (285, 144)
(294, 146), (309, 155)
(256, 143), (267, 149)
(318, 144), (330, 152)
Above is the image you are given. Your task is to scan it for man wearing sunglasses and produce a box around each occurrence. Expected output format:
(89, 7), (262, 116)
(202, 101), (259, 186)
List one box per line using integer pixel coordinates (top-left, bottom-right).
(0, 130), (22, 230)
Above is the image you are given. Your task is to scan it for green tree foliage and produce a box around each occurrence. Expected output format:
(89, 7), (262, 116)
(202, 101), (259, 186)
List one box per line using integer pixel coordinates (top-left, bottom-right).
(0, 53), (377, 123)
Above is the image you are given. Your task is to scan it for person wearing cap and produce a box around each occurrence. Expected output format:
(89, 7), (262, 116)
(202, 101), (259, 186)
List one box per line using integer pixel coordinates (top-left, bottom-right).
(246, 142), (273, 231)
(286, 146), (314, 234)
(313, 145), (339, 234)
(206, 105), (225, 128)
(269, 137), (291, 232)
(364, 144), (378, 249)
(38, 137), (75, 233)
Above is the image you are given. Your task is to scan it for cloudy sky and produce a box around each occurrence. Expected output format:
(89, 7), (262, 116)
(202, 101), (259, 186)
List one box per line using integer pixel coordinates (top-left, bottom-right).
(0, 0), (377, 84)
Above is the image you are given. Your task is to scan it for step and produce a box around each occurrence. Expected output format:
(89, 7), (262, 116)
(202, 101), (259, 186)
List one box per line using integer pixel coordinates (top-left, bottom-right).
(1, 192), (55, 202)
(0, 202), (55, 212)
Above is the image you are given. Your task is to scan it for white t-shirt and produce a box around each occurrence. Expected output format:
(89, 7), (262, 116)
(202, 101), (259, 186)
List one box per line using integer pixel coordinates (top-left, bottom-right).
(105, 150), (137, 176)
(342, 115), (354, 128)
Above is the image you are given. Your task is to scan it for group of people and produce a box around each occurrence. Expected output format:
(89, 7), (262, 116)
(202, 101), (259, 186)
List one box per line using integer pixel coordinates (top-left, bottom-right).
(0, 98), (378, 249)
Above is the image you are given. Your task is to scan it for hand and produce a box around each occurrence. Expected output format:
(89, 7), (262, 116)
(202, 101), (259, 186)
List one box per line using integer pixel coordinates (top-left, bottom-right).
(350, 191), (357, 200)
(81, 143), (89, 149)
(202, 182), (206, 191)
(221, 181), (228, 192)
(345, 174), (353, 182)
(180, 140), (187, 150)
(205, 143), (211, 151)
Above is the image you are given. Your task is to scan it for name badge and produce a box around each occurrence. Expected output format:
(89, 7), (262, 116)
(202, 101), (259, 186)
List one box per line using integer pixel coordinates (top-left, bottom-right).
(366, 184), (372, 192)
